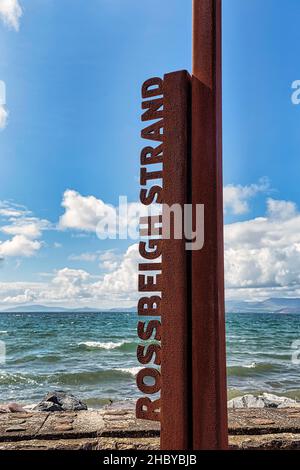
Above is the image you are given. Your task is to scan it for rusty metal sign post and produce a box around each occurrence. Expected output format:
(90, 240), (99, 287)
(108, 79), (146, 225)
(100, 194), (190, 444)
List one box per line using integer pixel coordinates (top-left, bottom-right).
(136, 0), (228, 450)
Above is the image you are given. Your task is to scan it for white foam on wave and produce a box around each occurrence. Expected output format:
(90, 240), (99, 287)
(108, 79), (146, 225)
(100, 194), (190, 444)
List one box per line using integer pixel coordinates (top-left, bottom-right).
(79, 340), (128, 350)
(116, 367), (142, 376)
(244, 362), (257, 369)
(0, 331), (7, 334)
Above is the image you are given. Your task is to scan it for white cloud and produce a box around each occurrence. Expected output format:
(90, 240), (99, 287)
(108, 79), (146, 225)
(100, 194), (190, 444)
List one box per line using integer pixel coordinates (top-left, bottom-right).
(0, 245), (140, 308)
(69, 252), (98, 262)
(0, 208), (23, 218)
(1, 218), (49, 239)
(65, 245), (140, 303)
(59, 189), (115, 232)
(267, 198), (297, 220)
(58, 189), (155, 239)
(4, 192), (300, 306)
(51, 267), (93, 300)
(225, 197), (300, 300)
(0, 200), (29, 218)
(1, 184), (300, 307)
(3, 288), (38, 304)
(53, 267), (90, 284)
(224, 178), (269, 215)
(68, 249), (122, 272)
(0, 234), (41, 257)
(59, 181), (268, 242)
(0, 106), (8, 129)
(94, 244), (140, 294)
(0, 200), (50, 259)
(0, 0), (22, 31)
(0, 281), (43, 304)
(98, 250), (120, 271)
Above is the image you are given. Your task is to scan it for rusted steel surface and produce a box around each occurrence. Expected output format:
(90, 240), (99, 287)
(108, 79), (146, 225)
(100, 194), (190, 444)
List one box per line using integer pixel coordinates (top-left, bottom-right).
(193, 0), (217, 89)
(161, 71), (191, 450)
(191, 0), (228, 450)
(137, 0), (227, 449)
(136, 78), (163, 422)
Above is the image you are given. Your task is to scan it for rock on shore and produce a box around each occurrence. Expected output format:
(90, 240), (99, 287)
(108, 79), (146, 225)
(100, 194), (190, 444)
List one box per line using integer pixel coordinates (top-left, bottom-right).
(0, 403), (27, 414)
(1, 391), (300, 414)
(34, 391), (88, 412)
(228, 393), (299, 409)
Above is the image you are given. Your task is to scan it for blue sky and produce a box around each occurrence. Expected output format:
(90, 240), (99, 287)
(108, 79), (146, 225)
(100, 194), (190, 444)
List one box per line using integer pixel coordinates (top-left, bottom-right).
(0, 0), (299, 308)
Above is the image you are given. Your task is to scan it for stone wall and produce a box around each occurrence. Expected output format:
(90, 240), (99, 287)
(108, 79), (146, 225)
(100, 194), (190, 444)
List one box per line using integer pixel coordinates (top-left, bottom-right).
(1, 408), (300, 450)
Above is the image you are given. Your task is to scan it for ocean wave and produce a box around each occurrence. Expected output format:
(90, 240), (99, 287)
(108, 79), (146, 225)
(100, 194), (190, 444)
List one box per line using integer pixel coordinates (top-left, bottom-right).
(10, 353), (62, 365)
(0, 331), (7, 334)
(244, 362), (257, 369)
(227, 362), (279, 377)
(229, 350), (292, 360)
(0, 367), (138, 386)
(50, 368), (140, 385)
(0, 372), (39, 386)
(78, 340), (136, 351)
(116, 367), (142, 377)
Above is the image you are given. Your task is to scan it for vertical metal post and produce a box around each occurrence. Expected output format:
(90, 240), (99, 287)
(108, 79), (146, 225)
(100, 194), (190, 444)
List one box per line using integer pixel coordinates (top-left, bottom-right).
(138, 0), (228, 451)
(191, 0), (228, 449)
(161, 71), (192, 450)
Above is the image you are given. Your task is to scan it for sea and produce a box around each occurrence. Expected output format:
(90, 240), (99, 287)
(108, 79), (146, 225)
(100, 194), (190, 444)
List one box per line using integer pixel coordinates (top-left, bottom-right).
(1, 311), (300, 408)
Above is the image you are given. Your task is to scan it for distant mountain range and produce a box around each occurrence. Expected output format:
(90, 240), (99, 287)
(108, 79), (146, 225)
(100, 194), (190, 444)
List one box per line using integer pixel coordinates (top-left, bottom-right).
(226, 298), (300, 314)
(0, 304), (136, 313)
(2, 298), (300, 314)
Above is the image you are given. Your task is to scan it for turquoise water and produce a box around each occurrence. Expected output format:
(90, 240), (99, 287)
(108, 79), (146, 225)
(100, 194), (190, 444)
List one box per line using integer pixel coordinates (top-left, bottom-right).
(0, 312), (300, 407)
(226, 313), (300, 400)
